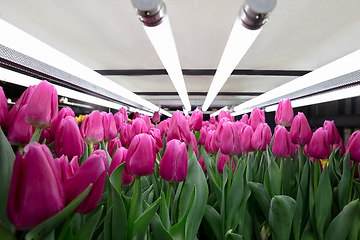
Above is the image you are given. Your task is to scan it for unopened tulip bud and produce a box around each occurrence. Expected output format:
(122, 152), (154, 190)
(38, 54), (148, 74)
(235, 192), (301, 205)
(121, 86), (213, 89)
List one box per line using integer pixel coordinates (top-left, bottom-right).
(240, 114), (248, 124)
(217, 153), (235, 174)
(149, 128), (163, 153)
(109, 147), (133, 186)
(251, 123), (272, 151)
(7, 105), (36, 146)
(323, 120), (341, 145)
(346, 131), (360, 162)
(166, 110), (192, 145)
(272, 125), (293, 158)
(159, 139), (188, 183)
(198, 127), (207, 146)
(220, 121), (240, 155)
(102, 112), (117, 142)
(248, 107), (265, 131)
(0, 86), (8, 126)
(130, 118), (148, 140)
(107, 137), (122, 157)
(189, 109), (203, 131)
(80, 110), (104, 145)
(54, 155), (80, 183)
(120, 123), (131, 148)
(308, 127), (331, 159)
(275, 99), (294, 127)
(290, 112), (312, 145)
(241, 124), (255, 152)
(152, 111), (160, 123)
(50, 107), (75, 141)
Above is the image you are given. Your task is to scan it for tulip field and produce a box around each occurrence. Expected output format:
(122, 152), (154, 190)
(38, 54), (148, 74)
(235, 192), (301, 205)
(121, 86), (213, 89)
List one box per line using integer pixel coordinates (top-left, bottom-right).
(1, 81), (360, 240)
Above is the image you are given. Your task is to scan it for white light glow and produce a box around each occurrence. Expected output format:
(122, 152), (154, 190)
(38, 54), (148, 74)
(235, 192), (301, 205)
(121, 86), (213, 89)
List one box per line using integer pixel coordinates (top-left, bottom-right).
(202, 18), (261, 111)
(183, 108), (189, 116)
(210, 106), (228, 117)
(0, 67), (127, 110)
(231, 107), (254, 117)
(0, 18), (166, 113)
(234, 48), (360, 112)
(143, 16), (191, 111)
(159, 108), (172, 118)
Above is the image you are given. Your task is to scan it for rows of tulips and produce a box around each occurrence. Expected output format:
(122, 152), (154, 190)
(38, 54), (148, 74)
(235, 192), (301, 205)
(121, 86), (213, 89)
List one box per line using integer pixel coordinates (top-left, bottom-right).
(1, 80), (360, 240)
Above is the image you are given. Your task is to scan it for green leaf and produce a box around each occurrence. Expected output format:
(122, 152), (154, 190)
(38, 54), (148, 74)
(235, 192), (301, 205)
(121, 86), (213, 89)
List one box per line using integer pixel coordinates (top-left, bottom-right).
(0, 128), (15, 232)
(324, 199), (360, 240)
(111, 185), (127, 240)
(128, 177), (142, 240)
(73, 206), (103, 240)
(201, 147), (222, 202)
(315, 166), (332, 239)
(25, 185), (92, 240)
(269, 195), (297, 240)
(292, 187), (303, 240)
(225, 229), (244, 240)
(109, 162), (125, 194)
(160, 191), (170, 231)
(203, 205), (222, 240)
(134, 197), (161, 240)
(150, 213), (173, 240)
(0, 221), (16, 240)
(268, 158), (281, 196)
(282, 157), (296, 196)
(80, 141), (88, 165)
(248, 182), (271, 221)
(338, 151), (352, 210)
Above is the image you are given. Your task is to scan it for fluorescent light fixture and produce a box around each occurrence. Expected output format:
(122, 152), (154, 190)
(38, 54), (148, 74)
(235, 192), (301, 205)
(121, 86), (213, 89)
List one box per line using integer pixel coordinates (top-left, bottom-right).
(160, 108), (172, 118)
(265, 85), (360, 112)
(183, 108), (189, 116)
(0, 18), (169, 114)
(202, 0), (276, 111)
(132, 0), (191, 111)
(234, 48), (360, 113)
(210, 106), (229, 117)
(231, 108), (254, 117)
(0, 66), (128, 110)
(59, 97), (93, 109)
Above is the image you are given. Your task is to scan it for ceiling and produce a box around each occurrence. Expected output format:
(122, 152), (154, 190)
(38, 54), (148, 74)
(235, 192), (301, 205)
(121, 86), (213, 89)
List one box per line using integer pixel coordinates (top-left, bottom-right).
(1, 0), (360, 114)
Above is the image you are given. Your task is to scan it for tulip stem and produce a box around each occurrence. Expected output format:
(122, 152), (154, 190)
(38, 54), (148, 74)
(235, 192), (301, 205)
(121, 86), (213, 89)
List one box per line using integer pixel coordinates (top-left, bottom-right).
(30, 127), (41, 143)
(88, 143), (94, 156)
(18, 146), (24, 155)
(128, 177), (142, 240)
(166, 182), (172, 209)
(57, 214), (74, 240)
(227, 155), (233, 194)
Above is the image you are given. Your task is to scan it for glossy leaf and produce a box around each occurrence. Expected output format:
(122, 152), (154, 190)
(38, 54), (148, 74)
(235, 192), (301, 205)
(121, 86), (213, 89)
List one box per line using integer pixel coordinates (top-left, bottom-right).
(111, 185), (127, 240)
(73, 206), (103, 240)
(225, 229), (243, 240)
(338, 151), (352, 210)
(269, 195), (297, 240)
(160, 191), (170, 231)
(203, 205), (222, 240)
(134, 197), (160, 240)
(150, 213), (173, 240)
(248, 182), (271, 221)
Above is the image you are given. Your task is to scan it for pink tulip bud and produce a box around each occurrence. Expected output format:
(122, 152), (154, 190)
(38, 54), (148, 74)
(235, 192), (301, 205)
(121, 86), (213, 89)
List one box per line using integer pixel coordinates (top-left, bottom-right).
(240, 114), (248, 124)
(198, 127), (207, 146)
(251, 123), (272, 151)
(80, 110), (104, 145)
(198, 155), (207, 173)
(210, 116), (217, 124)
(308, 127), (331, 159)
(323, 120), (341, 145)
(130, 118), (148, 140)
(205, 130), (219, 154)
(248, 107), (265, 131)
(290, 112), (312, 145)
(159, 139), (188, 183)
(109, 147), (133, 186)
(55, 116), (85, 160)
(0, 86), (8, 126)
(166, 110), (192, 145)
(158, 118), (170, 137)
(7, 105), (36, 146)
(114, 112), (125, 133)
(64, 150), (107, 214)
(189, 132), (199, 156)
(218, 110), (231, 123)
(189, 109), (203, 131)
(50, 107), (75, 140)
(133, 112), (140, 119)
(152, 111), (160, 123)
(220, 121), (241, 155)
(149, 128), (164, 153)
(119, 123), (131, 148)
(272, 125), (293, 158)
(275, 99), (294, 127)
(102, 112), (117, 142)
(140, 115), (153, 129)
(346, 131), (360, 162)
(334, 137), (345, 157)
(7, 142), (64, 229)
(119, 108), (128, 123)
(217, 153), (235, 174)
(241, 124), (255, 152)
(107, 137), (122, 157)
(3, 85), (36, 132)
(125, 133), (156, 177)
(54, 155), (80, 183)
(39, 128), (52, 145)
(24, 81), (58, 128)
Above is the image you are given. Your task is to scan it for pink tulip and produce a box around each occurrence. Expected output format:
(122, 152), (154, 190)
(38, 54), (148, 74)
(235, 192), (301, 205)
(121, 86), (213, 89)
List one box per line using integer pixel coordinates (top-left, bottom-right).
(24, 81), (58, 128)
(149, 128), (164, 153)
(323, 120), (341, 145)
(55, 116), (84, 160)
(38, 128), (52, 145)
(119, 108), (128, 123)
(198, 127), (207, 146)
(334, 137), (345, 157)
(152, 111), (160, 123)
(130, 118), (148, 140)
(189, 109), (203, 131)
(248, 107), (265, 131)
(80, 110), (104, 145)
(217, 153), (235, 174)
(189, 132), (199, 156)
(158, 118), (170, 137)
(241, 124), (255, 152)
(3, 85), (36, 132)
(140, 115), (154, 129)
(7, 105), (36, 146)
(159, 139), (188, 183)
(240, 114), (248, 124)
(205, 130), (219, 154)
(308, 127), (331, 159)
(251, 123), (272, 151)
(166, 110), (192, 145)
(54, 155), (80, 183)
(125, 133), (156, 177)
(7, 142), (64, 229)
(64, 150), (107, 214)
(272, 125), (293, 158)
(220, 121), (241, 155)
(133, 112), (140, 119)
(114, 112), (125, 133)
(120, 124), (131, 148)
(107, 137), (122, 157)
(0, 86), (8, 126)
(346, 131), (360, 162)
(290, 112), (312, 145)
(209, 116), (217, 124)
(50, 107), (75, 141)
(198, 155), (207, 173)
(218, 110), (231, 123)
(275, 99), (293, 127)
(102, 112), (117, 142)
(109, 147), (133, 186)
